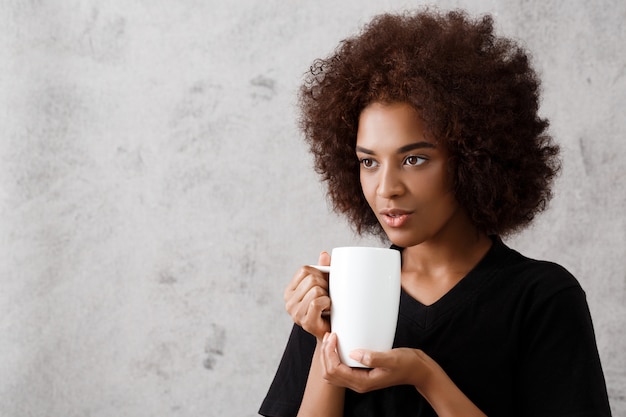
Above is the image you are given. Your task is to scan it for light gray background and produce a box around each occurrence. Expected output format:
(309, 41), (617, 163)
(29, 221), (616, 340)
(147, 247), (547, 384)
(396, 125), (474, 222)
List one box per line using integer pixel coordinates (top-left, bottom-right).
(1, 1), (624, 416)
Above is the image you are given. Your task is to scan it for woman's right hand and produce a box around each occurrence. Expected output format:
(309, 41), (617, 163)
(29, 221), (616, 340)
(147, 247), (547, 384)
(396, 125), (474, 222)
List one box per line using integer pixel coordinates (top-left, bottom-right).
(284, 251), (331, 340)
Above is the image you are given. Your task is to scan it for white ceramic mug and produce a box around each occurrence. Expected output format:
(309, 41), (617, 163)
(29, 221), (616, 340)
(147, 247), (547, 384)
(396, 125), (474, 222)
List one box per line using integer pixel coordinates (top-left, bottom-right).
(313, 246), (401, 367)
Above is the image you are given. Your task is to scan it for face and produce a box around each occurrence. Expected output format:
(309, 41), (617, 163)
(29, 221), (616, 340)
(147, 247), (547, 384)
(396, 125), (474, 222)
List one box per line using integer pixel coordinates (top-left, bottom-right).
(356, 102), (466, 248)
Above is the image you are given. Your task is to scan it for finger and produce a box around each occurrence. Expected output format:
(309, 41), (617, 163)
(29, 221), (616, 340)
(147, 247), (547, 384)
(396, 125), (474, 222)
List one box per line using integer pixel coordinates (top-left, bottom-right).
(286, 265), (329, 295)
(349, 349), (391, 369)
(321, 333), (345, 373)
(318, 251), (331, 267)
(285, 250), (329, 300)
(305, 292), (332, 318)
(349, 350), (373, 368)
(284, 268), (328, 307)
(313, 251), (331, 317)
(286, 274), (329, 314)
(323, 336), (393, 393)
(284, 266), (312, 298)
(296, 287), (330, 323)
(289, 250), (330, 299)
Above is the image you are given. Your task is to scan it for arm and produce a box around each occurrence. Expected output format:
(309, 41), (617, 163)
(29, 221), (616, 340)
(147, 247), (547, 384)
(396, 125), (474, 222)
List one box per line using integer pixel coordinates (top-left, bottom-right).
(321, 333), (487, 417)
(285, 252), (485, 416)
(515, 283), (611, 415)
(296, 337), (346, 417)
(409, 350), (487, 417)
(283, 252), (347, 416)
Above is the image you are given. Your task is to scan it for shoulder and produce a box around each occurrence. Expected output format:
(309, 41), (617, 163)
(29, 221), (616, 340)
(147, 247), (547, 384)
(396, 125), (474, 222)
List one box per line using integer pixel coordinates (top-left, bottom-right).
(487, 237), (584, 304)
(486, 239), (599, 351)
(258, 325), (317, 416)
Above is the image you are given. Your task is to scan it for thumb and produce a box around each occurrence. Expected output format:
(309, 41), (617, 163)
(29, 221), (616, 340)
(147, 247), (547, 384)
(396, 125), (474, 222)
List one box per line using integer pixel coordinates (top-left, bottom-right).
(318, 251), (331, 267)
(349, 349), (384, 368)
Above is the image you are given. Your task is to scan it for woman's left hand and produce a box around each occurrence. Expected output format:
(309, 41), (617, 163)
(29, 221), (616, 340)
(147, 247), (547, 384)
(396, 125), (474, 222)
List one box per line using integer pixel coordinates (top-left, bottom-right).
(320, 332), (488, 417)
(319, 332), (434, 393)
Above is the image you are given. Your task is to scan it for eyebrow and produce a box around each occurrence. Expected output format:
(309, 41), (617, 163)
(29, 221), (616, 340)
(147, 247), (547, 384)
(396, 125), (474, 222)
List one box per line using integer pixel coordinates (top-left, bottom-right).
(355, 141), (436, 155)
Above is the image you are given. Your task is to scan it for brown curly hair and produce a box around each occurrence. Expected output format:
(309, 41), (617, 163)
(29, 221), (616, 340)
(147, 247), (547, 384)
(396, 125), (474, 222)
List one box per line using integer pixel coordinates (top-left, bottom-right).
(299, 8), (561, 238)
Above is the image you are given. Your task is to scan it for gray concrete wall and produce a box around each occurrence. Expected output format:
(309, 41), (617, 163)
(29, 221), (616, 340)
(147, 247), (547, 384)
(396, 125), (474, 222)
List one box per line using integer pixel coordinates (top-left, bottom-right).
(1, 1), (624, 416)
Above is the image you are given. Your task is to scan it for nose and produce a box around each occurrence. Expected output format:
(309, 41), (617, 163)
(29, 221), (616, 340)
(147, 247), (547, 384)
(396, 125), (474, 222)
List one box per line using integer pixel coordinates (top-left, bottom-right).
(377, 165), (405, 199)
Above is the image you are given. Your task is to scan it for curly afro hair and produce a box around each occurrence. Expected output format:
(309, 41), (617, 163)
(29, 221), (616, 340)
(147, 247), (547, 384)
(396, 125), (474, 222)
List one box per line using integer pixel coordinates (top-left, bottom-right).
(299, 8), (561, 238)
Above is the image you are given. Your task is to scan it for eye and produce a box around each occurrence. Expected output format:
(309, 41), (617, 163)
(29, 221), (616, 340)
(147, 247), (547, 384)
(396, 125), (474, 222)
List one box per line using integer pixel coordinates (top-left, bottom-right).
(404, 155), (427, 167)
(359, 158), (378, 169)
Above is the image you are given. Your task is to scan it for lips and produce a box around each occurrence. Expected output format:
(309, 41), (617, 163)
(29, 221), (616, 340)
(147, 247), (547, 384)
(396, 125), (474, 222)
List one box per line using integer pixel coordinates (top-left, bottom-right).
(380, 209), (413, 228)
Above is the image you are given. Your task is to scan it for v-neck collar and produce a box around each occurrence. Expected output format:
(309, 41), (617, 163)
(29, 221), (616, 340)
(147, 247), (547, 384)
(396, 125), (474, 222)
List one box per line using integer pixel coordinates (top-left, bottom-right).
(392, 236), (513, 329)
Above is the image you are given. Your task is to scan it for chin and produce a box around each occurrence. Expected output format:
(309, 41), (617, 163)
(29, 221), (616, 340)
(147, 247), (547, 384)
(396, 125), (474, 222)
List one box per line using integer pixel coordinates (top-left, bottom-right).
(384, 229), (424, 249)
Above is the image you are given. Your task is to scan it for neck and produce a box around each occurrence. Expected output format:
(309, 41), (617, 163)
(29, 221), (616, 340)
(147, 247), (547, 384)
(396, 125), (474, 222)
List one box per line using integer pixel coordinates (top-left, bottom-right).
(403, 232), (492, 275)
(399, 220), (493, 306)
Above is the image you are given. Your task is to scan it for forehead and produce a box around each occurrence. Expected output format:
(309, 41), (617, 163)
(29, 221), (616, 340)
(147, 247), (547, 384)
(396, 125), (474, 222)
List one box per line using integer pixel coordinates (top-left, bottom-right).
(356, 102), (434, 148)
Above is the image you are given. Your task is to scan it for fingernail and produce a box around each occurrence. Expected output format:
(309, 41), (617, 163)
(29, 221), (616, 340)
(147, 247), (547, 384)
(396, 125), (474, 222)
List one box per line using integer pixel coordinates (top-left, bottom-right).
(349, 350), (364, 361)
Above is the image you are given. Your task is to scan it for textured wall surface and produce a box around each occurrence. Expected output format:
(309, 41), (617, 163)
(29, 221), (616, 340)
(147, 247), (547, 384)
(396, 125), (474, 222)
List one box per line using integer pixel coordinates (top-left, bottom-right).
(1, 1), (624, 416)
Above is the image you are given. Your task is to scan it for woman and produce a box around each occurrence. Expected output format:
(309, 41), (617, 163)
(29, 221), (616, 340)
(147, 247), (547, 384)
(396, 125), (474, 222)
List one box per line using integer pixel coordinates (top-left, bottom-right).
(259, 8), (611, 417)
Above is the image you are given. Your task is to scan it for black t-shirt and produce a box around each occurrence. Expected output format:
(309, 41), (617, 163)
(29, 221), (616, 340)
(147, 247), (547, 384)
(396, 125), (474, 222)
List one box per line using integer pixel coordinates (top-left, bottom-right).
(259, 238), (612, 417)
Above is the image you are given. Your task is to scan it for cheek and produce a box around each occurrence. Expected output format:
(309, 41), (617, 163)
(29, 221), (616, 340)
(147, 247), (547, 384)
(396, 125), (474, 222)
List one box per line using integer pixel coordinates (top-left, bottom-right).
(359, 174), (376, 206)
